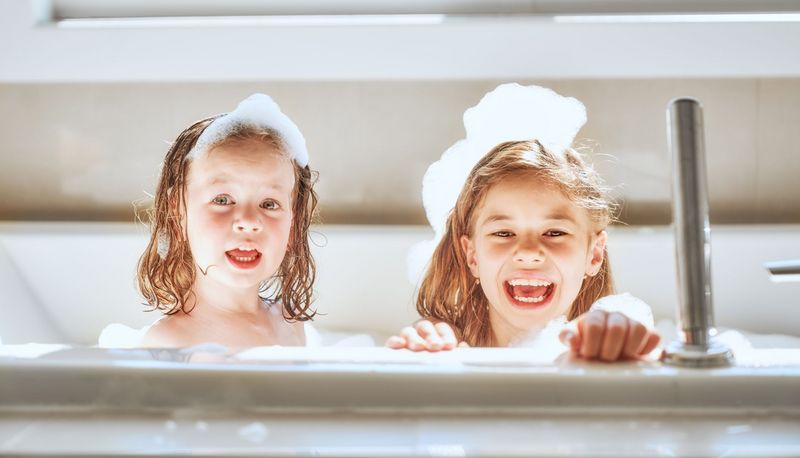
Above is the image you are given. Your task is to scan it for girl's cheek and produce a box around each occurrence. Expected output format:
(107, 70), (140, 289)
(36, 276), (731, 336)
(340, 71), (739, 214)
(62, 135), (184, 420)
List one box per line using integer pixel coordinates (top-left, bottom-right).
(482, 247), (511, 271)
(196, 213), (222, 230)
(483, 238), (509, 254)
(548, 239), (581, 255)
(266, 210), (291, 224)
(476, 246), (498, 265)
(267, 211), (292, 229)
(491, 248), (511, 262)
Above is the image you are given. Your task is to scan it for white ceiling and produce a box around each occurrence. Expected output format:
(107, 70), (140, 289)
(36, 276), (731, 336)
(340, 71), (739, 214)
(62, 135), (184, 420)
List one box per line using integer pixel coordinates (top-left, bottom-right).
(2, 0), (800, 82)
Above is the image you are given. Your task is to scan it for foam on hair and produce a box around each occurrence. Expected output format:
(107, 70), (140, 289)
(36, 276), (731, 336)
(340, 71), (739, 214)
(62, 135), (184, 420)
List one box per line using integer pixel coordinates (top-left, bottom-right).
(187, 93), (309, 167)
(408, 83), (587, 284)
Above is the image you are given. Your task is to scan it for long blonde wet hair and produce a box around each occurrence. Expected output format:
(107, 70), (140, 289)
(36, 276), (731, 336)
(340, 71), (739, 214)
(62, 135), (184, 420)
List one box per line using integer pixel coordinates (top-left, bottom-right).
(137, 117), (319, 321)
(416, 140), (615, 346)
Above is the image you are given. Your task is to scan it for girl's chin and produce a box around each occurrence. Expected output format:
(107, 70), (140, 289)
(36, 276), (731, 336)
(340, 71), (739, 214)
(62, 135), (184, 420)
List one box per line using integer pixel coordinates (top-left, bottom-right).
(213, 277), (263, 290)
(204, 270), (270, 290)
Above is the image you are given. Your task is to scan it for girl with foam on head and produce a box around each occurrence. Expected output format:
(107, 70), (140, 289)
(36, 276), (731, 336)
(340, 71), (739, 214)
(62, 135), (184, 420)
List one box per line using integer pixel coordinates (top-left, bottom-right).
(387, 84), (660, 360)
(137, 94), (318, 348)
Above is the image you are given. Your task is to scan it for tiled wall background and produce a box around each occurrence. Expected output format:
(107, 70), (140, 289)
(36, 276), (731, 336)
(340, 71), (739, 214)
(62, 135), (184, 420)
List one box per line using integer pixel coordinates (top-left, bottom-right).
(1, 79), (798, 224)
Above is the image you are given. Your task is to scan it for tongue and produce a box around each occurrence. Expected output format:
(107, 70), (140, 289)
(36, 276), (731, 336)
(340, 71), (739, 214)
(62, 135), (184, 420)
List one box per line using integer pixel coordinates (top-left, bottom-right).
(512, 285), (548, 298)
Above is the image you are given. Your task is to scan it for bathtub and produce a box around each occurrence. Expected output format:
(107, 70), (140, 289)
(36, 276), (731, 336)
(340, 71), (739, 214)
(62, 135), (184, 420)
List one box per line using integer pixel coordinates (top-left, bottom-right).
(1, 345), (799, 456)
(0, 222), (799, 456)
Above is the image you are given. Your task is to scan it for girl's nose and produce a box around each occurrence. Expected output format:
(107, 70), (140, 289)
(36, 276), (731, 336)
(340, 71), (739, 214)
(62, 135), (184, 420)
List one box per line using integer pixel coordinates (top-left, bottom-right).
(233, 209), (262, 233)
(514, 239), (544, 264)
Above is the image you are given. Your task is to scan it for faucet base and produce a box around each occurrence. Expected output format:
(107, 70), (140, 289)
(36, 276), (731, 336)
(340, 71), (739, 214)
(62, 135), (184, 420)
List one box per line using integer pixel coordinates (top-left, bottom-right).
(661, 340), (734, 368)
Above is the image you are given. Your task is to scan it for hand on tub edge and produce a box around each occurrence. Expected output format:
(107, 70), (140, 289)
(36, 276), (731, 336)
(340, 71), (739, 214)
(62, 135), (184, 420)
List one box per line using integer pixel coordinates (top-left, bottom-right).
(558, 309), (661, 362)
(385, 320), (469, 352)
(385, 309), (661, 362)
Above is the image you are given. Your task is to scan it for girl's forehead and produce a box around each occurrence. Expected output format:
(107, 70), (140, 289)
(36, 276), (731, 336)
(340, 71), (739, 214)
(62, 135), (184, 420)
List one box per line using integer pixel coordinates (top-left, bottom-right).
(205, 137), (288, 163)
(474, 177), (585, 224)
(187, 140), (295, 190)
(485, 175), (568, 203)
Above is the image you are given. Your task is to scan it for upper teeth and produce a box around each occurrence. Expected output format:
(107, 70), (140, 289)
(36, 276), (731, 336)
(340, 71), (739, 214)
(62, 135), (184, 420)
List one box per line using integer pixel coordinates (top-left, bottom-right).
(233, 256), (256, 262)
(514, 295), (546, 303)
(508, 279), (551, 287)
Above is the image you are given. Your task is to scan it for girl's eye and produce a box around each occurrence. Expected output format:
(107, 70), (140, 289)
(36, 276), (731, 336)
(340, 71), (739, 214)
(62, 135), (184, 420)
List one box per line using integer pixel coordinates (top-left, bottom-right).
(544, 230), (567, 237)
(211, 195), (233, 205)
(260, 199), (281, 210)
(492, 231), (514, 238)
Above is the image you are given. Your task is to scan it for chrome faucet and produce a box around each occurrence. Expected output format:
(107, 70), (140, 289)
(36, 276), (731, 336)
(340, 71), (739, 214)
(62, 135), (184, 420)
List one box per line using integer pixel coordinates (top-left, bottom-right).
(661, 98), (734, 368)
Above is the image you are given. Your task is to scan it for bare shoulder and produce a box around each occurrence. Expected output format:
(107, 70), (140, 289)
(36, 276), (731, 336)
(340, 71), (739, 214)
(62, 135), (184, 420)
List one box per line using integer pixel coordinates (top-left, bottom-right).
(140, 314), (189, 348)
(270, 304), (309, 346)
(279, 318), (307, 346)
(292, 319), (307, 340)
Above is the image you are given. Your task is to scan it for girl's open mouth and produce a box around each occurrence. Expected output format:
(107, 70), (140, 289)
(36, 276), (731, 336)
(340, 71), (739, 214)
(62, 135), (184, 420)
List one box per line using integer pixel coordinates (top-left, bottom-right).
(225, 248), (262, 269)
(504, 278), (555, 309)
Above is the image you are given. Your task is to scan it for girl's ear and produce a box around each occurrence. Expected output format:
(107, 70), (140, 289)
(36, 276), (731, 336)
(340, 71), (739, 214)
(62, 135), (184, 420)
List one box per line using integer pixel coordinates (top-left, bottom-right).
(586, 230), (607, 276)
(459, 235), (480, 278)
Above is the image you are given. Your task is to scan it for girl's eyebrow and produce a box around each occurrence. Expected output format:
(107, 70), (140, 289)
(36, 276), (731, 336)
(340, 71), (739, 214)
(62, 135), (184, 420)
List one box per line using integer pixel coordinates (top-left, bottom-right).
(482, 214), (512, 225)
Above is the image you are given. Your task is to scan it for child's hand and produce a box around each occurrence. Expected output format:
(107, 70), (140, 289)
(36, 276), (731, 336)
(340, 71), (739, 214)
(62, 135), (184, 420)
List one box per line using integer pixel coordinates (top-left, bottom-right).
(385, 320), (468, 352)
(559, 310), (660, 361)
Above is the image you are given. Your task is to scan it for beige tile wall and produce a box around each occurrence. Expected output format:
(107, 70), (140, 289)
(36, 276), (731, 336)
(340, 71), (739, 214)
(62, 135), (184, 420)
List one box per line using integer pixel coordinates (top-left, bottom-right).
(0, 79), (798, 224)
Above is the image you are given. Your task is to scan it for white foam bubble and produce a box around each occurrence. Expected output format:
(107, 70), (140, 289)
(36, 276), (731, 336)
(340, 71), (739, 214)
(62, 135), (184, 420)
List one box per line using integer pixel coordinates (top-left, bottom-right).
(97, 322), (150, 348)
(238, 422), (269, 443)
(187, 93), (309, 167)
